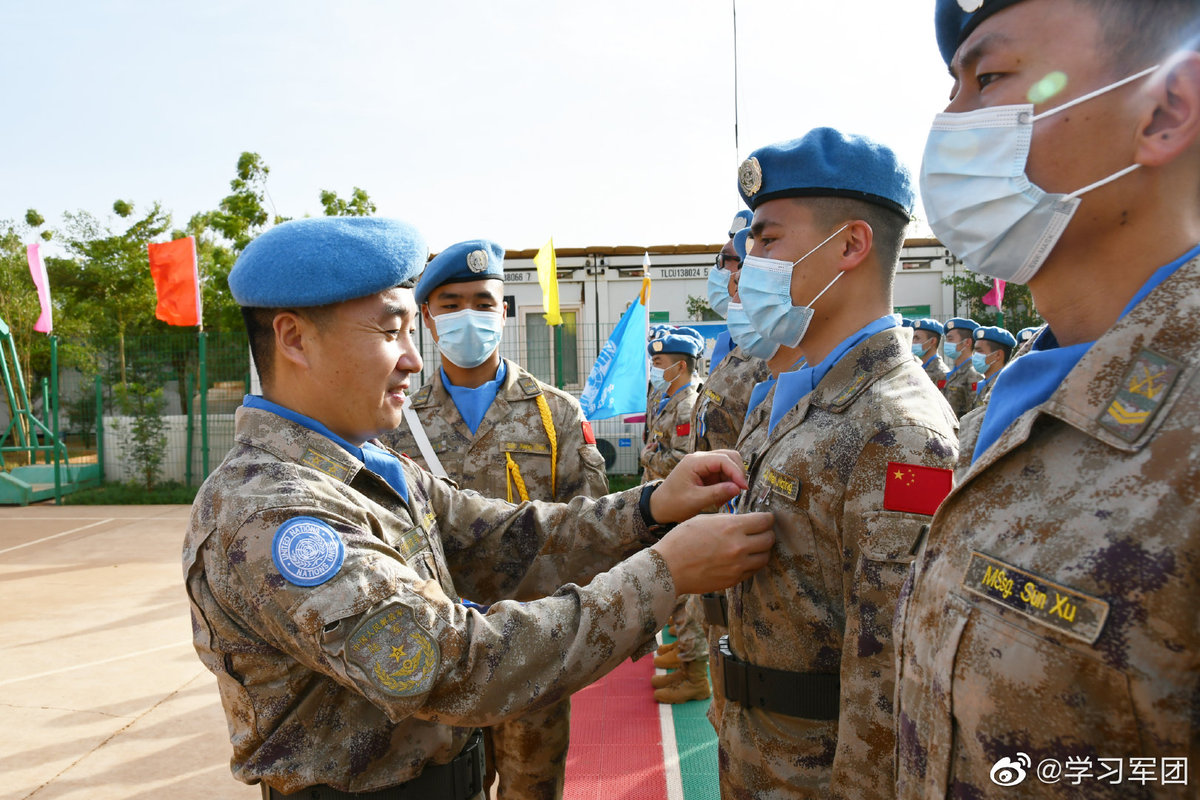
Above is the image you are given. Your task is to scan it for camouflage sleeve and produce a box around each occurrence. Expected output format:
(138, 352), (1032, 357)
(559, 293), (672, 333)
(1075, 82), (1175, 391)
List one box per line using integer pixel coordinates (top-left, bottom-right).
(643, 397), (695, 478)
(423, 471), (655, 604)
(215, 506), (676, 729)
(553, 393), (609, 502)
(832, 423), (958, 800)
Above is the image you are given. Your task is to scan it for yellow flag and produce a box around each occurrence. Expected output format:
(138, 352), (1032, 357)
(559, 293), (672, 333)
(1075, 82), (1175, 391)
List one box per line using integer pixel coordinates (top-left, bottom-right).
(533, 238), (562, 325)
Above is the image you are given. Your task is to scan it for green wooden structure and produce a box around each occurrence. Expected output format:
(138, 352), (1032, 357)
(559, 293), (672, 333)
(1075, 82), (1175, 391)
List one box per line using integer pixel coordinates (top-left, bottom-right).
(0, 316), (100, 505)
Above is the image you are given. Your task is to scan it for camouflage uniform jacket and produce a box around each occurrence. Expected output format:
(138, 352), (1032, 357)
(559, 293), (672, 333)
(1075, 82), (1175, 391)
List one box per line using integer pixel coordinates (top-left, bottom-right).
(641, 383), (697, 482)
(971, 372), (998, 411)
(380, 359), (608, 506)
(720, 326), (958, 800)
(689, 346), (772, 453)
(183, 407), (676, 794)
(894, 257), (1200, 799)
(923, 353), (950, 385)
(938, 362), (982, 419)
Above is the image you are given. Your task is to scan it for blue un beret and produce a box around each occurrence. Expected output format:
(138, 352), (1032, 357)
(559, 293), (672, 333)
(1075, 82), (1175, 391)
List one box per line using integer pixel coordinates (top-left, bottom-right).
(728, 209), (753, 237)
(732, 227), (751, 262)
(913, 318), (945, 336)
(648, 326), (705, 358)
(1017, 326), (1041, 344)
(974, 325), (1017, 348)
(737, 128), (915, 218)
(944, 317), (980, 334)
(229, 217), (428, 308)
(901, 318), (915, 329)
(414, 239), (505, 305)
(935, 0), (1027, 66)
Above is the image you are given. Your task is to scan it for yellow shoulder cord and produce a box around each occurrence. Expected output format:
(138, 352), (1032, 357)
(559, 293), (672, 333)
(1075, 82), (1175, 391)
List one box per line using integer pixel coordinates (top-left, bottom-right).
(535, 393), (557, 498)
(505, 452), (530, 503)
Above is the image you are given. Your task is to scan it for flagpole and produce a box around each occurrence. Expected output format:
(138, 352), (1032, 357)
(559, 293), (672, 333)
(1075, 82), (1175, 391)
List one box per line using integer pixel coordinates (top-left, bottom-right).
(732, 0), (741, 166)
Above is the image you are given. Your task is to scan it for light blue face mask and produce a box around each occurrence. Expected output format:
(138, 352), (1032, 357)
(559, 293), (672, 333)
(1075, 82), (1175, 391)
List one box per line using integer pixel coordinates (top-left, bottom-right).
(707, 266), (733, 318)
(649, 362), (680, 392)
(432, 308), (504, 368)
(944, 341), (960, 362)
(972, 351), (990, 373)
(738, 224), (848, 347)
(912, 342), (927, 358)
(725, 302), (778, 360)
(920, 65), (1157, 285)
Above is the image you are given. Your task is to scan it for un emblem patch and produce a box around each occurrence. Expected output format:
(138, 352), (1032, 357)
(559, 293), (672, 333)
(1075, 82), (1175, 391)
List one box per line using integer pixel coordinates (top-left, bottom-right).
(348, 604), (440, 697)
(271, 516), (345, 586)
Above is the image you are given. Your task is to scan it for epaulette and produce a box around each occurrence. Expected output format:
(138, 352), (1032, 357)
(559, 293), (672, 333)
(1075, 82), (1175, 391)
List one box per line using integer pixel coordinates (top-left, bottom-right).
(517, 375), (543, 398)
(411, 384), (435, 407)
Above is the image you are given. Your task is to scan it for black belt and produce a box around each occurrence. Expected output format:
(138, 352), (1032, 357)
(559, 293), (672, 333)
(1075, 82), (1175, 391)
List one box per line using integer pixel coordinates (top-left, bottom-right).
(701, 592), (728, 627)
(263, 729), (486, 800)
(719, 636), (839, 720)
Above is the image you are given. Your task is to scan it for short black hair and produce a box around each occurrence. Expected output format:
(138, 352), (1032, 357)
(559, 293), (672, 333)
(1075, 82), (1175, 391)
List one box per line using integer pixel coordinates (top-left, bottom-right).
(1089, 0), (1200, 72)
(802, 197), (910, 288)
(243, 278), (417, 386)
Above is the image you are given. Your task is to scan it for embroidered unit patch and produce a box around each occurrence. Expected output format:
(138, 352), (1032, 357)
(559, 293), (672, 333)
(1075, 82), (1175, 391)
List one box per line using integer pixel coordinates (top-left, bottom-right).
(1098, 348), (1182, 442)
(272, 516), (345, 587)
(348, 605), (440, 697)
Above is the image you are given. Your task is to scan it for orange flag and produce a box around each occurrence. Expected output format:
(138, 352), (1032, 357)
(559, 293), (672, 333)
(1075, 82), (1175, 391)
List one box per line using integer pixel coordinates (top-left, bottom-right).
(147, 237), (201, 326)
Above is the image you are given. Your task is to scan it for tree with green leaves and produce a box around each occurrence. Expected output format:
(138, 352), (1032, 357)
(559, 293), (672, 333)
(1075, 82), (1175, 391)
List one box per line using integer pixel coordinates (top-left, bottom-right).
(320, 186), (376, 217)
(942, 270), (1043, 332)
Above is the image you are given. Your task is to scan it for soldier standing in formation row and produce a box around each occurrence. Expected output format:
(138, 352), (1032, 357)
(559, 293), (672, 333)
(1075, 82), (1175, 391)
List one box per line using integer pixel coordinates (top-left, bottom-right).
(938, 317), (982, 418)
(897, 0), (1200, 796)
(380, 239), (608, 800)
(718, 129), (959, 798)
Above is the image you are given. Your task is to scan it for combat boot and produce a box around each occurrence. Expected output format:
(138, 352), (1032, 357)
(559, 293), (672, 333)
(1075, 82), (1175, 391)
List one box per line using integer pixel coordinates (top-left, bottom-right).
(651, 669), (684, 689)
(653, 648), (683, 670)
(654, 661), (711, 704)
(656, 640), (678, 656)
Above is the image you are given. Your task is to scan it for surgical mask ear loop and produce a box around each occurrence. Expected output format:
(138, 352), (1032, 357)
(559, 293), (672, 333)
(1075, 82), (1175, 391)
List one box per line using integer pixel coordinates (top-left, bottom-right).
(1031, 64), (1159, 201)
(787, 223), (850, 268)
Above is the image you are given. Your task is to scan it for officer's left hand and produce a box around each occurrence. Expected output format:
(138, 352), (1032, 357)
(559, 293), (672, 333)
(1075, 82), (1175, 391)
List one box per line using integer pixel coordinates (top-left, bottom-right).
(650, 450), (747, 523)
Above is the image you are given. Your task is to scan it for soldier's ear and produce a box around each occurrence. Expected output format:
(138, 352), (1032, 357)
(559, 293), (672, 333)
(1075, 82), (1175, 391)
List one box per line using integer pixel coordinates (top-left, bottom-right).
(273, 311), (312, 371)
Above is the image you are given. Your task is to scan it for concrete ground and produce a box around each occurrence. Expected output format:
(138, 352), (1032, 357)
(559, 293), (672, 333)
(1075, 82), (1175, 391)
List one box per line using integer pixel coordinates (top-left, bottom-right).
(0, 505), (258, 800)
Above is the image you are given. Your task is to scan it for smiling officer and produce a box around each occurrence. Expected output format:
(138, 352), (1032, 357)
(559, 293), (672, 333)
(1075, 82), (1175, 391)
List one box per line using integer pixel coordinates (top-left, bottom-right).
(182, 217), (777, 799)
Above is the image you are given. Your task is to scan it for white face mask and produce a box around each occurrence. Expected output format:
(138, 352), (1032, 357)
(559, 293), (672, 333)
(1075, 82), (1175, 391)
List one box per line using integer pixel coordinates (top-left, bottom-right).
(738, 224), (849, 347)
(432, 308), (504, 368)
(920, 65), (1158, 285)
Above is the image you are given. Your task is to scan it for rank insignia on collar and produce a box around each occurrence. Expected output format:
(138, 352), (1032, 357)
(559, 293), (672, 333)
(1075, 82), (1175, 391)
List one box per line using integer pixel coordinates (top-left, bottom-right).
(301, 448), (351, 482)
(467, 249), (488, 272)
(738, 157), (763, 197)
(1098, 348), (1182, 443)
(412, 384), (434, 406)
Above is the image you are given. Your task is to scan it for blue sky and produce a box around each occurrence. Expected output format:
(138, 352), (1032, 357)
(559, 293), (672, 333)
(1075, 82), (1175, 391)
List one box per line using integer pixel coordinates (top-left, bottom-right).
(1, 1), (952, 252)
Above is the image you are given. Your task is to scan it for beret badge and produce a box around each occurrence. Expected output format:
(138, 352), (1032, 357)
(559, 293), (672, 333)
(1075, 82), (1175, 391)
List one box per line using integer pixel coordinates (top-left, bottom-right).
(652, 341), (663, 352)
(958, 0), (984, 10)
(467, 249), (489, 273)
(738, 157), (763, 197)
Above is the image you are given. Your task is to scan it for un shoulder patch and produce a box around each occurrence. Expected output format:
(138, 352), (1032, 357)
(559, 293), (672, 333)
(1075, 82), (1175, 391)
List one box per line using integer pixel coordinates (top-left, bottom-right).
(348, 605), (440, 697)
(272, 517), (345, 587)
(1098, 348), (1182, 443)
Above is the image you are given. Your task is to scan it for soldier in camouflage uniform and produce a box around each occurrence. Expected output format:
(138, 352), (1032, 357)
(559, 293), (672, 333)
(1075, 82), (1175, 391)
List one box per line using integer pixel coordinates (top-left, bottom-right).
(640, 328), (703, 482)
(895, 1), (1200, 797)
(717, 130), (959, 799)
(938, 317), (983, 418)
(183, 217), (777, 799)
(379, 240), (607, 800)
(969, 326), (1015, 411)
(912, 318), (949, 385)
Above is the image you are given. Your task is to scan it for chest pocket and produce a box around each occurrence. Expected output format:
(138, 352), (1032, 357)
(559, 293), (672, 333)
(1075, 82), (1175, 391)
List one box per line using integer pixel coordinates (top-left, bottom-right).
(860, 510), (928, 565)
(501, 394), (558, 502)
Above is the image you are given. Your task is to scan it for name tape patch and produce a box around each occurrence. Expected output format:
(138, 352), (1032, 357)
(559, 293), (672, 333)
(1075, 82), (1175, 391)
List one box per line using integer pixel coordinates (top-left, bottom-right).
(703, 387), (725, 407)
(501, 441), (551, 455)
(763, 465), (800, 502)
(348, 604), (440, 697)
(272, 516), (345, 587)
(962, 551), (1109, 644)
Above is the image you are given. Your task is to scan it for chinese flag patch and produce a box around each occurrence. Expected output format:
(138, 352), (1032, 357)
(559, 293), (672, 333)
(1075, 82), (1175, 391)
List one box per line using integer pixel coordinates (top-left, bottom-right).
(883, 462), (953, 516)
(581, 421), (596, 444)
(676, 423), (691, 437)
(936, 379), (947, 390)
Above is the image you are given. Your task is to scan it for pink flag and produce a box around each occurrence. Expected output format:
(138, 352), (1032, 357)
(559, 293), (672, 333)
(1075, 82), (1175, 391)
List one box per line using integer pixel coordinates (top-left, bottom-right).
(982, 279), (1006, 307)
(26, 243), (52, 333)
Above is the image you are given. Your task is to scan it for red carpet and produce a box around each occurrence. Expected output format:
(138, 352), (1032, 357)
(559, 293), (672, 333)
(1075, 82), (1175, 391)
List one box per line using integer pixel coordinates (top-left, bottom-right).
(564, 655), (668, 800)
